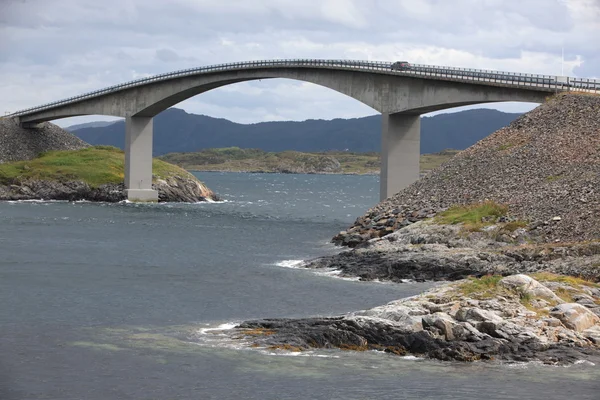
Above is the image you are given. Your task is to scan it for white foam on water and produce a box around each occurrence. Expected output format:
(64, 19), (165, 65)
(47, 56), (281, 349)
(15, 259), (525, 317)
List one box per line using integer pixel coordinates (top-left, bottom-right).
(573, 360), (595, 366)
(275, 259), (306, 269)
(400, 355), (422, 361)
(198, 322), (239, 334)
(314, 269), (361, 281)
(8, 199), (63, 204)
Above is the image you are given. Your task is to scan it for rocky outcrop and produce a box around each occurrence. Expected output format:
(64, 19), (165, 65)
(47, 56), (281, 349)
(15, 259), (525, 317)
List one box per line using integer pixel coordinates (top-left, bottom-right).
(334, 93), (600, 247)
(211, 274), (600, 364)
(314, 221), (600, 283)
(0, 119), (89, 163)
(0, 120), (219, 202)
(274, 155), (342, 174)
(0, 174), (218, 202)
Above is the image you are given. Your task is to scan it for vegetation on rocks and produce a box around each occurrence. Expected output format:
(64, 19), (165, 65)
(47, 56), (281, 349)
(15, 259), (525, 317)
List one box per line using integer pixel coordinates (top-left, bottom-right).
(158, 147), (459, 175)
(334, 93), (600, 247)
(0, 146), (217, 202)
(0, 146), (196, 187)
(434, 201), (509, 231)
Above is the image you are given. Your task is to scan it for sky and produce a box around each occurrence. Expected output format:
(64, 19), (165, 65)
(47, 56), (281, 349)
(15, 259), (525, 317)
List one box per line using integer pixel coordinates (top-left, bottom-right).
(1, 0), (599, 127)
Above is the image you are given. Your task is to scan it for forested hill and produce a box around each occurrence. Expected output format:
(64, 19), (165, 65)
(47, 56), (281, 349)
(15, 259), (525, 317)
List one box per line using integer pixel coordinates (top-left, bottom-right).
(72, 108), (523, 156)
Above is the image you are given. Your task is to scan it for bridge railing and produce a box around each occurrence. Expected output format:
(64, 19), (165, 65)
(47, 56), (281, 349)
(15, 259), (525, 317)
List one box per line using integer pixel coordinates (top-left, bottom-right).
(8, 59), (600, 117)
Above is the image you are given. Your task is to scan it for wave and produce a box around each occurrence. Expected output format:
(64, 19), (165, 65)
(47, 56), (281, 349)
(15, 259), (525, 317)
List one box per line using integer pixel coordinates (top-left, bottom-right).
(198, 322), (239, 334)
(274, 259), (306, 268)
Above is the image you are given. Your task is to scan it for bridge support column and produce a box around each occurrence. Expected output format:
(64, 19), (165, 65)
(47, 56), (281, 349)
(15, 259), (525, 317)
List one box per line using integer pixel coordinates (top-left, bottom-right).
(125, 116), (159, 202)
(380, 112), (420, 201)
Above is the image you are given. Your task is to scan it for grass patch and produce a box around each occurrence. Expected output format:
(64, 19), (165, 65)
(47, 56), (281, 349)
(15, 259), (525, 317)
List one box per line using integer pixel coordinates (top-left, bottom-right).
(458, 275), (504, 298)
(497, 143), (514, 151)
(0, 146), (193, 188)
(529, 272), (600, 288)
(435, 201), (508, 231)
(554, 288), (575, 303)
(546, 175), (563, 182)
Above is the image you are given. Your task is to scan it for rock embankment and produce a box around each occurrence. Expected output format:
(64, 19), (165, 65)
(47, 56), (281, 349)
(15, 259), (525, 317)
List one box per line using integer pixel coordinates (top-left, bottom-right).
(0, 118), (89, 163)
(333, 93), (600, 247)
(215, 274), (600, 364)
(0, 174), (217, 202)
(313, 221), (600, 282)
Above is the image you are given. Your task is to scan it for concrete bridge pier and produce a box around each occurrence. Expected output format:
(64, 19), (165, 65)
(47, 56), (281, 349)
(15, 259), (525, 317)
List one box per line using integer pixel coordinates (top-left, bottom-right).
(379, 112), (421, 201)
(124, 116), (159, 202)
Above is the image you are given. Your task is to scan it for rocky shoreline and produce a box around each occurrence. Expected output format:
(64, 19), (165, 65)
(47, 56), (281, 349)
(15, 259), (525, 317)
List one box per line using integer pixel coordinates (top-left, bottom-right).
(207, 218), (600, 364)
(0, 174), (218, 202)
(224, 273), (600, 364)
(323, 220), (600, 282)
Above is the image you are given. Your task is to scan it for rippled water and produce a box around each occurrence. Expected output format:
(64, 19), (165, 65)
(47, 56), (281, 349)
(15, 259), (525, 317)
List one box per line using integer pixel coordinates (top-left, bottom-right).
(1, 172), (598, 399)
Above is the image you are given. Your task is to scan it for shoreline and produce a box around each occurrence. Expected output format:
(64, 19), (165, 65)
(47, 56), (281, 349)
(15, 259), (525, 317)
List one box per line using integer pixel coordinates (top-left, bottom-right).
(0, 175), (219, 203)
(189, 169), (380, 176)
(219, 219), (600, 364)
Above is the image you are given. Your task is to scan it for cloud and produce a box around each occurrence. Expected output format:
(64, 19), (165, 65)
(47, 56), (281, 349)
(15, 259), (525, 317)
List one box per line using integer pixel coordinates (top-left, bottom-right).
(0, 0), (598, 127)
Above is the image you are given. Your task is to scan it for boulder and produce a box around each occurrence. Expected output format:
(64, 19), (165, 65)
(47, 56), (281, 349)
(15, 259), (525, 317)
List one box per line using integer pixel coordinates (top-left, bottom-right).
(499, 274), (563, 303)
(550, 303), (600, 332)
(422, 312), (457, 340)
(455, 307), (504, 324)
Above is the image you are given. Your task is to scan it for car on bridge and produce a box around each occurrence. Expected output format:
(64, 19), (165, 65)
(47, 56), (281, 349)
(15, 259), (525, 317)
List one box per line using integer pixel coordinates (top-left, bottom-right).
(391, 61), (411, 71)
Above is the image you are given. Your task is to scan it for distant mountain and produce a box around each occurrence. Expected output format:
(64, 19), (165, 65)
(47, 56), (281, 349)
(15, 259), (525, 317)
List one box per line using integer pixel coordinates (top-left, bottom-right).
(72, 108), (523, 156)
(65, 120), (120, 131)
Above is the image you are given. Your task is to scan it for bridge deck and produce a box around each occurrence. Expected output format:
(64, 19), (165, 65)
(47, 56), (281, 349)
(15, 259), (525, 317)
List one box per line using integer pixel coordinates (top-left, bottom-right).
(8, 59), (600, 118)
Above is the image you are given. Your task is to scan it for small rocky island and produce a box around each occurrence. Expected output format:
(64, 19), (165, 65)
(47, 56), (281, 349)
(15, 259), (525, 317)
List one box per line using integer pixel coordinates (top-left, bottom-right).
(214, 93), (600, 364)
(0, 119), (217, 202)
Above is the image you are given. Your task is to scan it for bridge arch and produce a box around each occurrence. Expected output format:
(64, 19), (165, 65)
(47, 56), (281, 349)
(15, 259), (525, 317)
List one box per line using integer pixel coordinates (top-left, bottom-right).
(12, 60), (564, 201)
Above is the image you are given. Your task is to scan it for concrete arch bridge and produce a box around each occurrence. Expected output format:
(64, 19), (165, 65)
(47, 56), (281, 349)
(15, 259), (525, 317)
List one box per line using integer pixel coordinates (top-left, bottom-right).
(9, 59), (598, 201)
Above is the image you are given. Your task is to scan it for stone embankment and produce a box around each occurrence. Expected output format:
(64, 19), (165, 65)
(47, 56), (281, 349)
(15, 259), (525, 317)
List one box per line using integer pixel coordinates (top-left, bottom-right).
(225, 273), (600, 364)
(0, 118), (89, 162)
(333, 93), (600, 247)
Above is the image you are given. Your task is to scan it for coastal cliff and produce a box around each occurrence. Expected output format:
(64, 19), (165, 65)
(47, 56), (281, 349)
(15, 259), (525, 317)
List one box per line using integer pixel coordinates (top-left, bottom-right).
(0, 120), (218, 202)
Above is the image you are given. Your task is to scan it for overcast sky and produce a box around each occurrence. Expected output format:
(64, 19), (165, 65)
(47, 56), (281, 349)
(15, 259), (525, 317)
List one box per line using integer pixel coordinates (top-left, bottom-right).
(1, 0), (599, 127)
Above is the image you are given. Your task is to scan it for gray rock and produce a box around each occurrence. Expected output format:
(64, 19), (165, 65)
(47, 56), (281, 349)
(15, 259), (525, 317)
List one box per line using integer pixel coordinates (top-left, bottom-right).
(550, 303), (600, 332)
(499, 274), (564, 303)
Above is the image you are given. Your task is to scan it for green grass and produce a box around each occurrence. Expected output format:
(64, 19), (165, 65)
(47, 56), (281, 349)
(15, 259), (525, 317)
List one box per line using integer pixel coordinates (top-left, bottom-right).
(434, 201), (508, 230)
(545, 175), (563, 182)
(497, 144), (514, 151)
(458, 275), (504, 298)
(529, 272), (600, 288)
(0, 146), (193, 188)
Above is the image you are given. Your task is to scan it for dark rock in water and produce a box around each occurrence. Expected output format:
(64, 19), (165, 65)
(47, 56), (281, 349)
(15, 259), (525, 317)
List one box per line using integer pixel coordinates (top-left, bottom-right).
(224, 274), (600, 364)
